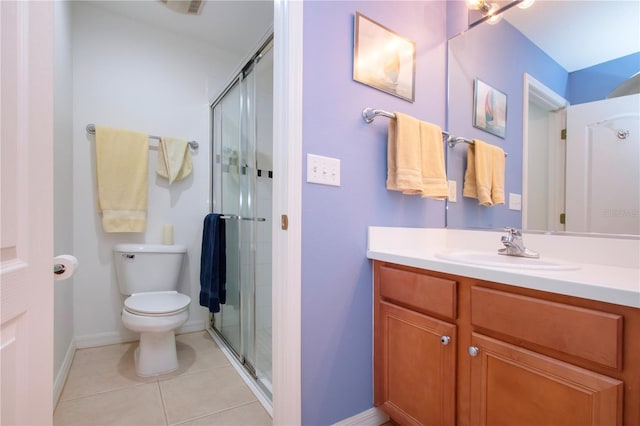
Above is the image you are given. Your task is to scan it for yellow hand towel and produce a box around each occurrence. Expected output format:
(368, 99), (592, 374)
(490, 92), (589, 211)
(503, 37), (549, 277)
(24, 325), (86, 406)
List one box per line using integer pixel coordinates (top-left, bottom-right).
(462, 139), (505, 206)
(386, 112), (423, 194)
(95, 126), (148, 232)
(386, 112), (448, 199)
(157, 137), (193, 184)
(417, 120), (449, 199)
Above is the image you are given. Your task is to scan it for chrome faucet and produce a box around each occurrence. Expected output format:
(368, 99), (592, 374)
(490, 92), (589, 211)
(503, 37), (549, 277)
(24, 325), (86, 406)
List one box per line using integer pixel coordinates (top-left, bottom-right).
(498, 227), (540, 258)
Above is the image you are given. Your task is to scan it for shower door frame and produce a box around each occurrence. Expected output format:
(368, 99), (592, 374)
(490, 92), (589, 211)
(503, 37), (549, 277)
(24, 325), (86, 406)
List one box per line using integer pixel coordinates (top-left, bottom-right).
(209, 36), (273, 396)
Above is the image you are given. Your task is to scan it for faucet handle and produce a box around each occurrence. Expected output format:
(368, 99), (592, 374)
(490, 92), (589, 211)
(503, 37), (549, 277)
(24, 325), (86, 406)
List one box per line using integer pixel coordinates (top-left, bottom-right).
(503, 227), (521, 237)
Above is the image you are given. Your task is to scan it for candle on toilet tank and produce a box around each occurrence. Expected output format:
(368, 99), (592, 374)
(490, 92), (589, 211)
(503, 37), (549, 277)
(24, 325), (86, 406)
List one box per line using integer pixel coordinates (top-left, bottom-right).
(162, 224), (174, 245)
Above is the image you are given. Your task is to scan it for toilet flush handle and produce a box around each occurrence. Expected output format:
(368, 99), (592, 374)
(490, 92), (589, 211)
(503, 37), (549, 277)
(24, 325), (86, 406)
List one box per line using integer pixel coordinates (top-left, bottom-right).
(122, 253), (135, 259)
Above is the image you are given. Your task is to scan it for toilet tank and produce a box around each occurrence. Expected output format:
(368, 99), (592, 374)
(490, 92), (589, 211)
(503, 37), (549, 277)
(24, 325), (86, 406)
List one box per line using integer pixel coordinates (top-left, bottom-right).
(113, 244), (186, 295)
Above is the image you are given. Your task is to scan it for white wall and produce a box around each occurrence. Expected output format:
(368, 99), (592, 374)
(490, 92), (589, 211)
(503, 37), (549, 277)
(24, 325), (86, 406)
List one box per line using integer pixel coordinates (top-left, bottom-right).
(53, 0), (75, 398)
(71, 2), (241, 346)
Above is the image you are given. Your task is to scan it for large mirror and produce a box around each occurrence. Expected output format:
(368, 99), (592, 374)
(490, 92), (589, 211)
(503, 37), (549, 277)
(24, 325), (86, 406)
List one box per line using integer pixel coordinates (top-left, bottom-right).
(446, 1), (640, 236)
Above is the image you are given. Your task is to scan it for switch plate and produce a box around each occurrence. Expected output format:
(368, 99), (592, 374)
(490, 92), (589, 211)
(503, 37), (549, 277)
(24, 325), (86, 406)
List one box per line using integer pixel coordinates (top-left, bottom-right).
(307, 154), (341, 186)
(448, 180), (457, 202)
(509, 193), (522, 211)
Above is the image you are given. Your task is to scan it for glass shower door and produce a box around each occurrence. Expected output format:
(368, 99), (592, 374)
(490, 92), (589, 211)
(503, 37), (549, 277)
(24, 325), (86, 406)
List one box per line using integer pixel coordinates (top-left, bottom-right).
(248, 45), (273, 395)
(211, 40), (273, 399)
(213, 79), (243, 359)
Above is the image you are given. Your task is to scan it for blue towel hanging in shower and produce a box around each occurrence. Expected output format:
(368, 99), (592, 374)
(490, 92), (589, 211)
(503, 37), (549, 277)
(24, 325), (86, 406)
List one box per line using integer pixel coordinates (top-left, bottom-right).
(199, 213), (226, 313)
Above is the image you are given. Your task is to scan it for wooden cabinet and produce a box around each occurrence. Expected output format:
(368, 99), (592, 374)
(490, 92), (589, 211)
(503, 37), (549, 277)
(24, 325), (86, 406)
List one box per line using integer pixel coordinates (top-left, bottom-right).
(373, 261), (640, 426)
(376, 302), (456, 425)
(469, 333), (623, 426)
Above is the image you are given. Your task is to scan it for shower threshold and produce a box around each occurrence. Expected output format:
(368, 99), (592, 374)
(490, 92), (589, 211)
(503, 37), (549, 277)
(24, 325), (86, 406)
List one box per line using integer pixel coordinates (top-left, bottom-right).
(206, 327), (273, 417)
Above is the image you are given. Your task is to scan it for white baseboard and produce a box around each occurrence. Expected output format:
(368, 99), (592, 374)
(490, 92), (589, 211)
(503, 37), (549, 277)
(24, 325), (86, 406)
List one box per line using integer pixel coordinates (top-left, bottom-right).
(53, 338), (76, 408)
(74, 330), (137, 349)
(75, 320), (206, 349)
(333, 407), (389, 426)
(177, 319), (207, 335)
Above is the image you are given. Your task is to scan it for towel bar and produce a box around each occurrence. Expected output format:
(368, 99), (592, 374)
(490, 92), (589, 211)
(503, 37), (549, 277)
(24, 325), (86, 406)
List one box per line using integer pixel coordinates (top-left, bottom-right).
(220, 214), (266, 222)
(86, 123), (199, 149)
(362, 107), (507, 157)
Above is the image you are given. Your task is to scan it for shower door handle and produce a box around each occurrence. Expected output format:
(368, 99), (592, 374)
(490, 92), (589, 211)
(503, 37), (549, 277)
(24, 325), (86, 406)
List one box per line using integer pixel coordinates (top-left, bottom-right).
(220, 214), (266, 222)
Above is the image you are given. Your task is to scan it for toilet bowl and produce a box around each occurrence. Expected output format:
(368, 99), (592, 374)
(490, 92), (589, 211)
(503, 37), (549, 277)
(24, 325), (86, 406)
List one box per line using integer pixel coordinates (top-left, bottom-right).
(114, 244), (191, 376)
(121, 291), (190, 376)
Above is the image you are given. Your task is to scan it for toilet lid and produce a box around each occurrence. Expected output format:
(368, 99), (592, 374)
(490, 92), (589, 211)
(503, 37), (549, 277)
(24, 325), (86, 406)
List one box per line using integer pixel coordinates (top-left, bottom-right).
(124, 291), (191, 315)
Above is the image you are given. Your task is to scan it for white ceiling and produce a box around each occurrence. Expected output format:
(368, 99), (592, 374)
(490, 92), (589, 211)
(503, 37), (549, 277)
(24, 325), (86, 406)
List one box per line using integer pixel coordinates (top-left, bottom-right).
(90, 0), (274, 56)
(88, 0), (639, 74)
(504, 0), (640, 72)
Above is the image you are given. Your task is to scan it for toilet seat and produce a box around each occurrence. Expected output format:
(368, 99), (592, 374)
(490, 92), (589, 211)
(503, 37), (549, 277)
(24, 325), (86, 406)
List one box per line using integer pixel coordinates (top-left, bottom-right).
(124, 291), (190, 316)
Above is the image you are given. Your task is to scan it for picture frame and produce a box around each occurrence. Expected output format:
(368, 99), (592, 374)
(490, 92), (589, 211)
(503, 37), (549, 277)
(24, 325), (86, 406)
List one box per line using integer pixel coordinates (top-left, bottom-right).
(473, 79), (507, 138)
(353, 12), (416, 102)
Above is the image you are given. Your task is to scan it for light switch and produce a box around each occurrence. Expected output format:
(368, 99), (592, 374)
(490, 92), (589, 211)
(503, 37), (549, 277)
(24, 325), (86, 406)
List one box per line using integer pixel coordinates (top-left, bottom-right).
(509, 193), (522, 211)
(307, 154), (341, 186)
(448, 180), (457, 202)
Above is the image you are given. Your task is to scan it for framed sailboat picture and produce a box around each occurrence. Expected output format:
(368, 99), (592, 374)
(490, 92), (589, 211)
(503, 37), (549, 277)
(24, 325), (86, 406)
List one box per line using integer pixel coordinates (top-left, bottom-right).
(473, 79), (507, 138)
(353, 12), (416, 102)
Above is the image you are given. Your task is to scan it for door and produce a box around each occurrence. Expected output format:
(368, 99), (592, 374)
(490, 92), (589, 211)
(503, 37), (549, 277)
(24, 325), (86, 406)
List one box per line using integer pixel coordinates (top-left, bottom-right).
(212, 78), (244, 358)
(565, 94), (640, 235)
(1, 1), (54, 424)
(469, 333), (623, 426)
(375, 302), (456, 426)
(211, 40), (273, 394)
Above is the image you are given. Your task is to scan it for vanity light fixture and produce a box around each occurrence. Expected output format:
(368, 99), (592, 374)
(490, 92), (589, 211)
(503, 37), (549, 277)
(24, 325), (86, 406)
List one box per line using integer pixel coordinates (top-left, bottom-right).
(465, 0), (486, 10)
(465, 0), (504, 25)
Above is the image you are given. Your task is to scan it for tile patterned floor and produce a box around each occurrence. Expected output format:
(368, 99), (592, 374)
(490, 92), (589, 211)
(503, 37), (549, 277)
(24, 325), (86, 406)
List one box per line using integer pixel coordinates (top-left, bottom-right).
(54, 331), (272, 425)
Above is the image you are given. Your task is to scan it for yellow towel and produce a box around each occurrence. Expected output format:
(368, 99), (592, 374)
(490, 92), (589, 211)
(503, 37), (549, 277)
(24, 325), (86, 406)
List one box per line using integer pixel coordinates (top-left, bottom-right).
(417, 121), (449, 199)
(95, 126), (149, 232)
(386, 112), (448, 199)
(387, 112), (422, 194)
(156, 137), (192, 184)
(462, 139), (505, 206)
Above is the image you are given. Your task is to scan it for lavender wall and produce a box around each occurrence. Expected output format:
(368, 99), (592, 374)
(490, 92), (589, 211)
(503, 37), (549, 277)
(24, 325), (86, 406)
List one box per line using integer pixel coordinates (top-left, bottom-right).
(568, 52), (640, 105)
(446, 19), (567, 230)
(301, 1), (447, 423)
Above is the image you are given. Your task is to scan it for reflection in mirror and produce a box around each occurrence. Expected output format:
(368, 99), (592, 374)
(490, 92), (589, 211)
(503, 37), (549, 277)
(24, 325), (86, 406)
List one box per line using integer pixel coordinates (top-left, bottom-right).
(446, 0), (640, 236)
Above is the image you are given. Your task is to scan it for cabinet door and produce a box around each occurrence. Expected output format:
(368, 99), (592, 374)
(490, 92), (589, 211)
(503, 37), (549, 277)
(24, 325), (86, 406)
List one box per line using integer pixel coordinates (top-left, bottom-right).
(469, 333), (623, 426)
(376, 301), (456, 426)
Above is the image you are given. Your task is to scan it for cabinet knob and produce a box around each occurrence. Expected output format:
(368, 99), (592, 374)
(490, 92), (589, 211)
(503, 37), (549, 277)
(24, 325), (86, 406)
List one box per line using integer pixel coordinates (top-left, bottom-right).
(440, 335), (451, 345)
(468, 346), (479, 357)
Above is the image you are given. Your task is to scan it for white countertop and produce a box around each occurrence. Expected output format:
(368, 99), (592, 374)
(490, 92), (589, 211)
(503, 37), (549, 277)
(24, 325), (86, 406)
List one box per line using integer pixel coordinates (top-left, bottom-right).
(367, 227), (640, 309)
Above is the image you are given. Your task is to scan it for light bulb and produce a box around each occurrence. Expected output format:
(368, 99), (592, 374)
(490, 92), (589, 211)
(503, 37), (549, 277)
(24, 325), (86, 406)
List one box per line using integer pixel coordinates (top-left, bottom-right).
(486, 3), (503, 25)
(518, 0), (535, 9)
(466, 0), (486, 10)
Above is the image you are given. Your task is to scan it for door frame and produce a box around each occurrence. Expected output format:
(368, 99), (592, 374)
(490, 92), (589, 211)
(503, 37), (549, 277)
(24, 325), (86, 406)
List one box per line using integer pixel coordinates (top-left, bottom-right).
(522, 73), (569, 232)
(272, 0), (302, 424)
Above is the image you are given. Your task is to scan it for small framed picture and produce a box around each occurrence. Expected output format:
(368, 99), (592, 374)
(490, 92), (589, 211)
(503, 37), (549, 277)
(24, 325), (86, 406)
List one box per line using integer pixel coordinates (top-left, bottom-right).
(353, 12), (416, 102)
(473, 79), (507, 138)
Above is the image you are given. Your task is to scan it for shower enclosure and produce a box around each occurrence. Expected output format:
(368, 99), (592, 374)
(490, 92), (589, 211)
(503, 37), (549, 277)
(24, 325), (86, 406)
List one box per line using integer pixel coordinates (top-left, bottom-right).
(210, 38), (273, 399)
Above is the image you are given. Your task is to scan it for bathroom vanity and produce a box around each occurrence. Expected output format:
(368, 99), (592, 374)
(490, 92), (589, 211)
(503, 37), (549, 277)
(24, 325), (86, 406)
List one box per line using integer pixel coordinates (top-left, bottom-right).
(368, 227), (640, 426)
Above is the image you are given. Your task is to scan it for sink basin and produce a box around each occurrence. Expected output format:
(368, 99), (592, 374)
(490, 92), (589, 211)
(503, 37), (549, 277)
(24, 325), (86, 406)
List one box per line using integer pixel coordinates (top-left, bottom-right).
(435, 250), (580, 271)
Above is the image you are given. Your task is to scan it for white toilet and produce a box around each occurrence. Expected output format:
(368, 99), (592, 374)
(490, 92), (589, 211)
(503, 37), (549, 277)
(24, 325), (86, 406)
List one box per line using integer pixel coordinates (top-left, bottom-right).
(113, 244), (191, 377)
